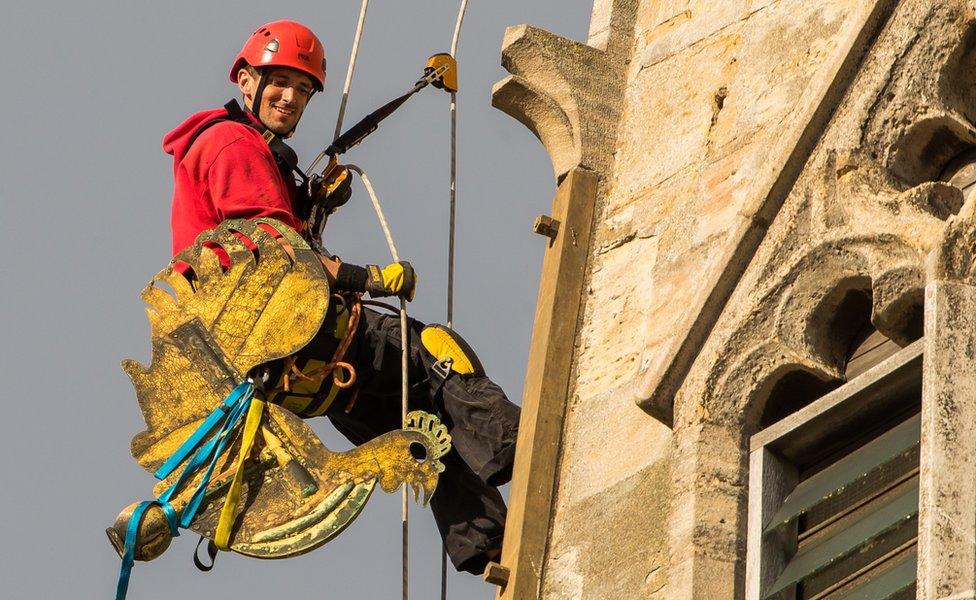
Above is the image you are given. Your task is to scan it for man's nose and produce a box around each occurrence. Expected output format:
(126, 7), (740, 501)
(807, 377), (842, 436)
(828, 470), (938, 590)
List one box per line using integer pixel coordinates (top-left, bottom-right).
(280, 86), (295, 103)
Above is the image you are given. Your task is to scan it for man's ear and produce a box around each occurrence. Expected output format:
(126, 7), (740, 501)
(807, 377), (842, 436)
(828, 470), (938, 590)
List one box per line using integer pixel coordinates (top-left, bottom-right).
(237, 68), (256, 109)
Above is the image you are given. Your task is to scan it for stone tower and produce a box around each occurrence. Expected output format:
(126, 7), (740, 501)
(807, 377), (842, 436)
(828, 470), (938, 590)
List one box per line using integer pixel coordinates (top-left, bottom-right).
(488, 1), (976, 598)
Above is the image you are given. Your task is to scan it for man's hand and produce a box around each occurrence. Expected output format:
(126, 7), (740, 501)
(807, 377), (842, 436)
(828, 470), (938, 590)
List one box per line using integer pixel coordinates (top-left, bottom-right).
(366, 262), (417, 301)
(312, 163), (353, 215)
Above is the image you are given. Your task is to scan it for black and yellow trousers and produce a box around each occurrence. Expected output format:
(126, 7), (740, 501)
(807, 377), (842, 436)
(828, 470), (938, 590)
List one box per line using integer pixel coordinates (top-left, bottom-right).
(278, 307), (520, 574)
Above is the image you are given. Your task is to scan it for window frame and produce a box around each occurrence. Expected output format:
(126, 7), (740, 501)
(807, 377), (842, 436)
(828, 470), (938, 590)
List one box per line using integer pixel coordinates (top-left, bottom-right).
(745, 340), (924, 600)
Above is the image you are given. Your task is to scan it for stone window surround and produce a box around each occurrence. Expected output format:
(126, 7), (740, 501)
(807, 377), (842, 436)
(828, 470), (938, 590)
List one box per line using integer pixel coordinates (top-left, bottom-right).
(485, 1), (976, 597)
(745, 340), (923, 599)
(738, 225), (976, 600)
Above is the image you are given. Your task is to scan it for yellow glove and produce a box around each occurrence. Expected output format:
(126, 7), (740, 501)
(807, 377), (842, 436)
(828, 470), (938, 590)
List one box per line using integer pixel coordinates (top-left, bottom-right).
(366, 261), (417, 301)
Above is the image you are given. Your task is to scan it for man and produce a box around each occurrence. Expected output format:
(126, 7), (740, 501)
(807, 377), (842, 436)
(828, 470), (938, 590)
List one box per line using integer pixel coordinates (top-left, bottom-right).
(161, 20), (519, 575)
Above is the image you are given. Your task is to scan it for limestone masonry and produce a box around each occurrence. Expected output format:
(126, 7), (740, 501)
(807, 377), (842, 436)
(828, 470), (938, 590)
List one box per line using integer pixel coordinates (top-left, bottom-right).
(491, 1), (976, 598)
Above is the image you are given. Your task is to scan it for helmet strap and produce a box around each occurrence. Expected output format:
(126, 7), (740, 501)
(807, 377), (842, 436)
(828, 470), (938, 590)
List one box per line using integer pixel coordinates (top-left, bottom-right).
(246, 69), (270, 122)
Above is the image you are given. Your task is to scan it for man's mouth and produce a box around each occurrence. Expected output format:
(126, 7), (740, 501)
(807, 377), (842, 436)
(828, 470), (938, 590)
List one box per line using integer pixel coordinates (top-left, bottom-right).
(271, 105), (295, 118)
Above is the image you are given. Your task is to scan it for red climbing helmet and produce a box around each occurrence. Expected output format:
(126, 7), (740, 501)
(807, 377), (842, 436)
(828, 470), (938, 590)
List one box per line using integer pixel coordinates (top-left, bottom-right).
(230, 20), (326, 91)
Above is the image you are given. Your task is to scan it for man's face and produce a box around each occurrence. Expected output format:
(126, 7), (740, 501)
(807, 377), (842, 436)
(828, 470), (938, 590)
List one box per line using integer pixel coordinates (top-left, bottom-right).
(238, 67), (315, 135)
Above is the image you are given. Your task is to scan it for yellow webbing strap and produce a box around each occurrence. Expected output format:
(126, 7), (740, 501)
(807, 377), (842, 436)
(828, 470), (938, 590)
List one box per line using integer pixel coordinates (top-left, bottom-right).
(279, 360), (343, 417)
(310, 376), (343, 416)
(214, 397), (266, 550)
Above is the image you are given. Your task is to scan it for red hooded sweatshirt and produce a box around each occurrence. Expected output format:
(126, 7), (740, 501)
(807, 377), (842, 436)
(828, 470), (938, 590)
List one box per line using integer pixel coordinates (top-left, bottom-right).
(163, 106), (303, 258)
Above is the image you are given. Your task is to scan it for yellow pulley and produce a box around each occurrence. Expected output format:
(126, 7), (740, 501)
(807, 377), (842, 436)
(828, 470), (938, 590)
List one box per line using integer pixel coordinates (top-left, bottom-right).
(425, 53), (458, 93)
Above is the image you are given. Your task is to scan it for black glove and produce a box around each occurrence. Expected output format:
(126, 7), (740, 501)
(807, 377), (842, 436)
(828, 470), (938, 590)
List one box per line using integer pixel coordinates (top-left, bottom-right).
(311, 164), (353, 215)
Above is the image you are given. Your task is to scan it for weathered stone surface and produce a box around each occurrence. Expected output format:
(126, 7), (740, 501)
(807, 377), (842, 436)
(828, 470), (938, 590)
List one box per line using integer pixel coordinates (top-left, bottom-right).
(918, 274), (976, 599)
(493, 0), (976, 598)
(579, 0), (896, 424)
(663, 1), (974, 594)
(543, 463), (671, 599)
(491, 0), (636, 181)
(554, 387), (670, 505)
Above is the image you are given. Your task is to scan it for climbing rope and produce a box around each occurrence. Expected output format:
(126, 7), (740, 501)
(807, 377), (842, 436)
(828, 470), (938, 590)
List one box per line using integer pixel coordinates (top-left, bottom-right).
(446, 0), (468, 330)
(335, 0), (370, 141)
(442, 3), (469, 597)
(320, 2), (471, 597)
(309, 3), (416, 595)
(306, 0), (369, 177)
(347, 163), (411, 600)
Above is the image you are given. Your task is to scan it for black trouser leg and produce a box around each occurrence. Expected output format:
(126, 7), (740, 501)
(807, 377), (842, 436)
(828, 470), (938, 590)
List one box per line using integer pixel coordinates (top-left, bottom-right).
(324, 309), (519, 574)
(327, 407), (508, 574)
(429, 450), (508, 574)
(437, 371), (520, 486)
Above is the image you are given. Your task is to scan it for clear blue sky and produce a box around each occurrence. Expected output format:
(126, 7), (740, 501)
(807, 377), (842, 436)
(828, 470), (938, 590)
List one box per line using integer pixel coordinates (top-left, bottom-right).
(0, 1), (591, 598)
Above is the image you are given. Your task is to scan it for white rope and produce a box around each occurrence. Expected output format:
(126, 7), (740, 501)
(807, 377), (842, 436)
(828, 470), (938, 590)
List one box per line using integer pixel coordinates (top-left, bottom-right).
(348, 166), (399, 261)
(447, 92), (457, 329)
(445, 0), (468, 330)
(346, 164), (410, 600)
(335, 0), (370, 140)
(306, 0), (369, 176)
(450, 0), (469, 57)
(317, 3), (470, 595)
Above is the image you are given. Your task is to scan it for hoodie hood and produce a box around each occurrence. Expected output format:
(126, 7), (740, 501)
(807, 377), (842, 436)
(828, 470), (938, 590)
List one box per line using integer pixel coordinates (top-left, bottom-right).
(164, 107), (238, 166)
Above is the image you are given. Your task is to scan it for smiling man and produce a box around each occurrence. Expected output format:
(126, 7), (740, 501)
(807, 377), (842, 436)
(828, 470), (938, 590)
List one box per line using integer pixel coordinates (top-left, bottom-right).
(237, 67), (313, 135)
(164, 20), (325, 257)
(159, 20), (520, 576)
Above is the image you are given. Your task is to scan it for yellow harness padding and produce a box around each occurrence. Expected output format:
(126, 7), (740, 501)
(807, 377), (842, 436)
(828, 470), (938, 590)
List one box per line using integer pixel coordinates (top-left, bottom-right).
(420, 325), (482, 376)
(215, 397), (266, 550)
(279, 358), (343, 417)
(276, 297), (352, 418)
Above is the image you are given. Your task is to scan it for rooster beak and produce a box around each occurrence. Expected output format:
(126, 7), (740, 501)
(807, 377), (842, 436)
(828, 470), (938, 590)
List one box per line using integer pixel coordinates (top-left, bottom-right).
(407, 480), (435, 506)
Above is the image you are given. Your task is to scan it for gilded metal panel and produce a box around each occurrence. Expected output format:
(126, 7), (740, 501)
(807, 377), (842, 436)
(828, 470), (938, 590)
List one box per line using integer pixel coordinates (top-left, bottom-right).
(124, 218), (331, 468)
(115, 220), (452, 560)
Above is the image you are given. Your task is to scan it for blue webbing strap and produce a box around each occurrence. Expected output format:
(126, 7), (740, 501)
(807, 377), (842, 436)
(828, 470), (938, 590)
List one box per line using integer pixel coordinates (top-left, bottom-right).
(168, 392), (252, 528)
(116, 500), (154, 600)
(115, 382), (255, 600)
(154, 382), (253, 480)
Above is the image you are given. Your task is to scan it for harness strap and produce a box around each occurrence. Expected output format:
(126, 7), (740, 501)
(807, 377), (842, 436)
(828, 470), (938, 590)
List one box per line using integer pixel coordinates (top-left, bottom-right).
(115, 382), (256, 600)
(270, 293), (363, 418)
(224, 100), (306, 186)
(215, 395), (266, 549)
(154, 382), (251, 480)
(116, 501), (157, 600)
(185, 100), (313, 222)
(193, 536), (219, 572)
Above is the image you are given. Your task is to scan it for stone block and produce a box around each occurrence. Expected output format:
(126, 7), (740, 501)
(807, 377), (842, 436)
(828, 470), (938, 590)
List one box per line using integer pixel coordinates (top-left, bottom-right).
(543, 464), (672, 599)
(555, 387), (671, 505)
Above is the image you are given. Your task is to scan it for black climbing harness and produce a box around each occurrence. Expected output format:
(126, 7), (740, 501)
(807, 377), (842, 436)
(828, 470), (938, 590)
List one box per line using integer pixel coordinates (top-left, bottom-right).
(185, 99), (316, 226)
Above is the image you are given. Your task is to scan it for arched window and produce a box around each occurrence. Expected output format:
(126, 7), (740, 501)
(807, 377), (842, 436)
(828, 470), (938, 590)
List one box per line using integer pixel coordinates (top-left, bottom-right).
(941, 148), (976, 203)
(746, 298), (923, 599)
